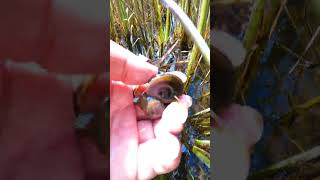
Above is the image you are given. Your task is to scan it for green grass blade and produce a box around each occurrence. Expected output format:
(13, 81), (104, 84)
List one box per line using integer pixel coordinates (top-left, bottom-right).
(160, 0), (210, 64)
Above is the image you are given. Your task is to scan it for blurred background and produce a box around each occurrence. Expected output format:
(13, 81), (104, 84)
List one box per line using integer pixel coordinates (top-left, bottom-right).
(214, 0), (320, 179)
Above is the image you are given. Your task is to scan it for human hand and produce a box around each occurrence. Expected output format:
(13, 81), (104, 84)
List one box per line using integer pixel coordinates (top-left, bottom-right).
(213, 104), (264, 180)
(0, 1), (107, 180)
(110, 40), (192, 180)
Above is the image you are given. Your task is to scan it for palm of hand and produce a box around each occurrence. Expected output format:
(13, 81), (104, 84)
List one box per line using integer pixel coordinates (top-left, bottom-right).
(110, 80), (191, 180)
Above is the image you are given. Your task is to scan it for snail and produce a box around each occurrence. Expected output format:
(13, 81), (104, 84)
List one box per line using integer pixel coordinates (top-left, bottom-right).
(211, 29), (246, 128)
(212, 45), (235, 112)
(73, 75), (108, 155)
(211, 29), (245, 113)
(134, 72), (184, 120)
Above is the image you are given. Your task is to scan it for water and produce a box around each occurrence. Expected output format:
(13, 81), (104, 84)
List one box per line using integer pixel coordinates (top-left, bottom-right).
(172, 68), (210, 179)
(242, 15), (320, 176)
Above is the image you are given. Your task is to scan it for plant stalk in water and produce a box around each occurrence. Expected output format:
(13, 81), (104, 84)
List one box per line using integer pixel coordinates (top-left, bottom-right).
(160, 0), (210, 64)
(184, 0), (210, 91)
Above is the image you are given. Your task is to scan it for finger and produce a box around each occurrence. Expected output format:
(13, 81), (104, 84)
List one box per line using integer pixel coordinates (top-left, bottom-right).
(110, 82), (138, 179)
(110, 40), (158, 84)
(0, 62), (84, 179)
(79, 137), (108, 180)
(153, 118), (183, 137)
(213, 128), (250, 180)
(137, 134), (181, 180)
(154, 95), (192, 137)
(213, 104), (263, 180)
(238, 105), (263, 147)
(110, 81), (134, 118)
(219, 104), (263, 147)
(137, 120), (155, 144)
(0, 0), (106, 73)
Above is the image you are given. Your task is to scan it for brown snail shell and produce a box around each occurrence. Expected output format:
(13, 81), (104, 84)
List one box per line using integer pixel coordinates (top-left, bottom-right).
(134, 73), (184, 120)
(146, 73), (184, 103)
(211, 29), (245, 113)
(135, 95), (166, 120)
(212, 46), (235, 112)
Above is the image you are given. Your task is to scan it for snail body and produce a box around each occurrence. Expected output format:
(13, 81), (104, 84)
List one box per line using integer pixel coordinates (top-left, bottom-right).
(146, 73), (184, 103)
(134, 72), (184, 120)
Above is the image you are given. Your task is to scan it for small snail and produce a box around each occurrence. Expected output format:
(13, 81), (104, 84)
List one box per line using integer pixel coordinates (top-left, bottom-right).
(134, 72), (184, 120)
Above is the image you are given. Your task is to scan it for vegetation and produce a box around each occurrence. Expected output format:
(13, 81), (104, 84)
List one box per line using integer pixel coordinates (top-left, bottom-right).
(214, 0), (320, 179)
(110, 0), (210, 179)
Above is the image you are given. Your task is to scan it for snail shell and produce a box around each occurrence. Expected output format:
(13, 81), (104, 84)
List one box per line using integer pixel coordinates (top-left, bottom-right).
(146, 73), (184, 103)
(134, 73), (184, 120)
(212, 46), (235, 112)
(211, 29), (245, 113)
(135, 95), (166, 120)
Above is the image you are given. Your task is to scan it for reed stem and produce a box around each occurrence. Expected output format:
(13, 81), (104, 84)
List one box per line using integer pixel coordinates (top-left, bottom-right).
(160, 0), (210, 64)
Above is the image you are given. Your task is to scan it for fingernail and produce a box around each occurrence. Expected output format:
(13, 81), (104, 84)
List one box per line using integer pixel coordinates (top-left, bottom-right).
(158, 134), (180, 161)
(162, 102), (188, 124)
(179, 95), (192, 108)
